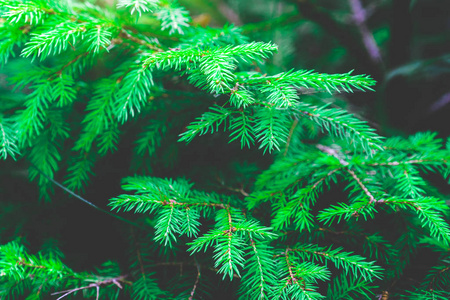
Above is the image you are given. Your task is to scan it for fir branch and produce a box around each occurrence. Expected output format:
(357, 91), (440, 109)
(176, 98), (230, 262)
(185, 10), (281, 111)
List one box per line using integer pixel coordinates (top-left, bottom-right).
(21, 21), (88, 61)
(345, 168), (378, 203)
(384, 197), (450, 247)
(297, 103), (383, 153)
(283, 118), (299, 156)
(188, 226), (246, 280)
(17, 79), (53, 143)
(229, 111), (255, 149)
(402, 289), (450, 299)
(156, 3), (191, 36)
(239, 236), (277, 299)
(178, 105), (233, 144)
(272, 255), (325, 300)
(28, 130), (62, 199)
(393, 165), (426, 197)
(179, 24), (248, 49)
(85, 24), (113, 54)
(1, 1), (52, 25)
(289, 244), (383, 281)
(64, 152), (96, 192)
(143, 42), (277, 71)
(118, 29), (164, 52)
(153, 204), (181, 247)
(114, 62), (154, 123)
(0, 116), (20, 160)
(74, 77), (118, 153)
(242, 69), (376, 95)
(131, 274), (169, 300)
(364, 158), (448, 166)
(117, 0), (159, 16)
(0, 24), (28, 66)
(254, 107), (291, 154)
(424, 261), (450, 291)
(97, 122), (120, 155)
(134, 119), (166, 157)
(325, 274), (376, 300)
(317, 200), (378, 225)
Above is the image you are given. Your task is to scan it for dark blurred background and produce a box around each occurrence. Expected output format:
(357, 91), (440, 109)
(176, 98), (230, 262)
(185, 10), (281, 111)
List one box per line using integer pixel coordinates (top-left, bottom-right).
(178, 0), (450, 136)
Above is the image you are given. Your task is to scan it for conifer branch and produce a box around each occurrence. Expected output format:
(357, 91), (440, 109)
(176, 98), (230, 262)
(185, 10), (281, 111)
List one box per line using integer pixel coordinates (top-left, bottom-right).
(289, 244), (383, 280)
(1, 1), (449, 299)
(0, 117), (20, 160)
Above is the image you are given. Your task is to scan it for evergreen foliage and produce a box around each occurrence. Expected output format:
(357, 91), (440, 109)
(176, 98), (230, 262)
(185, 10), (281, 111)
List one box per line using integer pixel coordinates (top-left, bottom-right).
(0, 0), (449, 299)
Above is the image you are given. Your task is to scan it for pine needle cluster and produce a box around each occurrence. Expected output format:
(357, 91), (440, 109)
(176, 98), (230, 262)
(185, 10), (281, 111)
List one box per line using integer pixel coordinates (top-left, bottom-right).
(0, 0), (449, 299)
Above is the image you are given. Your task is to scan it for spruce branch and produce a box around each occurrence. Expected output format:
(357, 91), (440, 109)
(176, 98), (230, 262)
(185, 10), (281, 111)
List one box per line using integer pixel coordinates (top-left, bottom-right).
(288, 244), (383, 281)
(1, 1), (52, 25)
(326, 274), (377, 300)
(297, 103), (384, 153)
(114, 61), (154, 123)
(384, 197), (450, 247)
(131, 276), (170, 299)
(0, 116), (20, 160)
(156, 3), (191, 36)
(254, 107), (291, 153)
(21, 21), (89, 61)
(243, 69), (376, 95)
(142, 41), (277, 71)
(178, 105), (233, 144)
(239, 235), (277, 299)
(0, 24), (28, 66)
(117, 0), (159, 16)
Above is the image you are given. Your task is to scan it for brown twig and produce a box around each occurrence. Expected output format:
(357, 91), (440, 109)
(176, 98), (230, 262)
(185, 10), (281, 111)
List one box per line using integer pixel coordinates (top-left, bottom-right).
(118, 29), (164, 52)
(346, 168), (377, 203)
(17, 260), (46, 269)
(284, 248), (298, 285)
(131, 227), (146, 279)
(51, 275), (129, 300)
(348, 0), (383, 64)
(311, 168), (341, 190)
(316, 144), (349, 166)
(215, 176), (250, 197)
(316, 144), (382, 204)
(189, 259), (201, 300)
(283, 119), (299, 156)
(363, 159), (447, 166)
